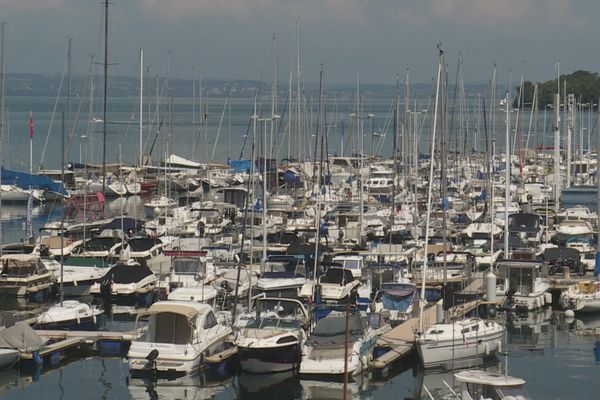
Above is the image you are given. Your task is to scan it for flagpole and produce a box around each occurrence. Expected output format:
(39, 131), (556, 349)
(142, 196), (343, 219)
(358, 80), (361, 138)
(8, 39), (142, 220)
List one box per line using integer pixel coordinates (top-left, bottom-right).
(29, 111), (33, 174)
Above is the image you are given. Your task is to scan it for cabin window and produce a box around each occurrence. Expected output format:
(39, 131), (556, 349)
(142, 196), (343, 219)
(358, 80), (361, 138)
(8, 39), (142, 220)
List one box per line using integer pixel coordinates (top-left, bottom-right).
(204, 312), (218, 329)
(471, 324), (479, 331)
(461, 328), (470, 334)
(508, 267), (534, 295)
(429, 329), (444, 334)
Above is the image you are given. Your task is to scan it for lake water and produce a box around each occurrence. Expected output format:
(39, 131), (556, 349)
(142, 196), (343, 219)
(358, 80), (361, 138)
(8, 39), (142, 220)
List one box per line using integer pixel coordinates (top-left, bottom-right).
(1, 96), (600, 399)
(0, 309), (598, 399)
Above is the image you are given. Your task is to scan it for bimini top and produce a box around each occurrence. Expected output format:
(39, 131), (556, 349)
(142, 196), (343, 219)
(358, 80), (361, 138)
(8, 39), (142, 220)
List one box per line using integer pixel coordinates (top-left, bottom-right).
(454, 370), (525, 387)
(0, 254), (41, 262)
(146, 301), (211, 319)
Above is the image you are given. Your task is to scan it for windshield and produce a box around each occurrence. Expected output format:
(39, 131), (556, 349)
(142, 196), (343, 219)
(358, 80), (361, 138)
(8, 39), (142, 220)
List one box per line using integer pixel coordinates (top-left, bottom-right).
(245, 300), (305, 330)
(173, 258), (205, 275)
(311, 314), (363, 345)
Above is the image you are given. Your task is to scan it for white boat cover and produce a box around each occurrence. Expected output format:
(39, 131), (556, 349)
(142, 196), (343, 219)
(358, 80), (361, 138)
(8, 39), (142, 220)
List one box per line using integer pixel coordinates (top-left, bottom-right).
(0, 323), (44, 351)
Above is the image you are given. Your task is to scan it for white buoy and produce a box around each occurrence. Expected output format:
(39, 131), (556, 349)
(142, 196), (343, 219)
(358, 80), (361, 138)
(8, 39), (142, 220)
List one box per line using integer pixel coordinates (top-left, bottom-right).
(565, 309), (575, 318)
(485, 270), (497, 303)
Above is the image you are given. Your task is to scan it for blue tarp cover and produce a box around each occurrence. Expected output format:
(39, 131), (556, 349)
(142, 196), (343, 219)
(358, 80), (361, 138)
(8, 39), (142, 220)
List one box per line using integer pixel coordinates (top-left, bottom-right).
(228, 160), (252, 173)
(1, 168), (69, 197)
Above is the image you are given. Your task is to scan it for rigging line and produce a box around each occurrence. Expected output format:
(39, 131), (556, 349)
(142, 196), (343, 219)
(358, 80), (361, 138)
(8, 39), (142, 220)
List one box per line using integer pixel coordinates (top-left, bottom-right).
(39, 63), (67, 169)
(210, 96), (228, 163)
(274, 93), (289, 159)
(67, 70), (93, 160)
(448, 53), (460, 168)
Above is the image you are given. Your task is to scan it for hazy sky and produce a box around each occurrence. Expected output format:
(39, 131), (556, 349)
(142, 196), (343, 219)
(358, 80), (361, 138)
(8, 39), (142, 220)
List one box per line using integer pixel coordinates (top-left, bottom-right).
(1, 0), (599, 85)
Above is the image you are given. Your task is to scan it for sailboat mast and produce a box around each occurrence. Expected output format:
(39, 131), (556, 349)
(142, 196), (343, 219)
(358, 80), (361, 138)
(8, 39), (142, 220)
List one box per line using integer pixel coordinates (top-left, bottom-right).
(102, 0), (108, 193)
(60, 112), (65, 307)
(139, 48), (143, 167)
(356, 69), (364, 240)
(390, 73), (399, 245)
(192, 65), (196, 159)
(67, 38), (72, 161)
(0, 22), (5, 257)
(440, 49), (448, 291)
(504, 91), (510, 258)
(270, 34), (277, 164)
(419, 53), (442, 333)
(296, 20), (301, 162)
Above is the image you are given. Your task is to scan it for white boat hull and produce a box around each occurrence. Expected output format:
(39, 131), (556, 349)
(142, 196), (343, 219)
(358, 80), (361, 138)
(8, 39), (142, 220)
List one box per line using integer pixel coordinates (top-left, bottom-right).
(418, 330), (504, 368)
(0, 349), (19, 369)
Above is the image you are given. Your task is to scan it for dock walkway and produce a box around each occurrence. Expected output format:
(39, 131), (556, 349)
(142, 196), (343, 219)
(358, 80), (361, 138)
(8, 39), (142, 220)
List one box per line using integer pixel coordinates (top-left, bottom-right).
(371, 304), (437, 370)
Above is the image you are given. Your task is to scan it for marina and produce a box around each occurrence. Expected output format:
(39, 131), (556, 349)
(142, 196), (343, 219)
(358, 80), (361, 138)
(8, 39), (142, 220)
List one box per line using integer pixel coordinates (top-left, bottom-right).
(2, 2), (600, 400)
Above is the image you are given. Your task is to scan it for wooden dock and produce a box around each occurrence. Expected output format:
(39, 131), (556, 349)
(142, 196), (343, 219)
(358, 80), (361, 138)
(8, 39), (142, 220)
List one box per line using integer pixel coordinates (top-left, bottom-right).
(20, 337), (84, 361)
(370, 304), (437, 371)
(18, 328), (144, 365)
(33, 329), (142, 342)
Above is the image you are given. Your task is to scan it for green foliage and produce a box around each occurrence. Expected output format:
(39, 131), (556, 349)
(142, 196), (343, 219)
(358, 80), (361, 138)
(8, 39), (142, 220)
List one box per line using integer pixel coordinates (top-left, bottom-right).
(513, 70), (600, 108)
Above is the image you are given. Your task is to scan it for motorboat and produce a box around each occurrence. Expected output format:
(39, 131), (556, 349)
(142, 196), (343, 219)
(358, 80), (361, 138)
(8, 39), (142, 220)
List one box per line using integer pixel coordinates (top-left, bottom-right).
(299, 307), (377, 378)
(255, 255), (308, 298)
(168, 253), (216, 286)
(330, 254), (365, 280)
(214, 268), (258, 300)
(90, 262), (158, 304)
(0, 254), (54, 299)
(69, 236), (122, 260)
(416, 318), (505, 369)
(237, 297), (310, 373)
(0, 185), (44, 203)
(555, 219), (594, 236)
(35, 300), (103, 330)
(144, 196), (177, 219)
(316, 267), (361, 303)
(496, 260), (551, 312)
(454, 369), (531, 400)
(128, 301), (234, 375)
(560, 281), (600, 313)
(114, 237), (163, 263)
(371, 282), (417, 326)
(42, 257), (106, 297)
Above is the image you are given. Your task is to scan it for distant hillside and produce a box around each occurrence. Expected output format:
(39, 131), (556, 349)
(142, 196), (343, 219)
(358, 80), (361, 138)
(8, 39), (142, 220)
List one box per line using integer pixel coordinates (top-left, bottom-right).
(2, 73), (492, 100)
(515, 70), (600, 108)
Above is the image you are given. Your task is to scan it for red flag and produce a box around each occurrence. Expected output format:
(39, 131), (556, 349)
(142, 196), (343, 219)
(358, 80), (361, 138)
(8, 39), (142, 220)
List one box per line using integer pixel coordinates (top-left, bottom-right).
(29, 111), (34, 140)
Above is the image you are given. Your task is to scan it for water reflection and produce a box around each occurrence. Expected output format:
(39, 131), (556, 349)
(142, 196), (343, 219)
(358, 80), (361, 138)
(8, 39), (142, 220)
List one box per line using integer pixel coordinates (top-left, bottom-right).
(239, 371), (298, 397)
(128, 373), (237, 400)
(418, 360), (501, 400)
(506, 308), (554, 352)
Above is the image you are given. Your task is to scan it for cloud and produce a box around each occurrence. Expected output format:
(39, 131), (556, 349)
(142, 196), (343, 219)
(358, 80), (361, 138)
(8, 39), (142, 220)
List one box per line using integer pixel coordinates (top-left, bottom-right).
(134, 0), (368, 25)
(1, 0), (67, 11)
(424, 0), (589, 27)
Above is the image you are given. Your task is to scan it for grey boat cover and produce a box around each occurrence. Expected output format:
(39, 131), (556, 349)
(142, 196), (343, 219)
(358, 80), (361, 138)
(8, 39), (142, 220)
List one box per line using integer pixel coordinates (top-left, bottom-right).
(0, 323), (44, 351)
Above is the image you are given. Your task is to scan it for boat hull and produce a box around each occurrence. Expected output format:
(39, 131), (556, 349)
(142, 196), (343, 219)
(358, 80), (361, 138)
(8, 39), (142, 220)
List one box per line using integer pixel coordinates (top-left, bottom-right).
(36, 315), (99, 331)
(0, 349), (19, 370)
(239, 344), (301, 374)
(417, 330), (504, 368)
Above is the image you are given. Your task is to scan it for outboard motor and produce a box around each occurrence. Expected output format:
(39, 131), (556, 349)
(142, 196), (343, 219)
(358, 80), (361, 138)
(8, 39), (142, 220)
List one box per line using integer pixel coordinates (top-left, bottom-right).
(501, 288), (517, 311)
(144, 349), (160, 378)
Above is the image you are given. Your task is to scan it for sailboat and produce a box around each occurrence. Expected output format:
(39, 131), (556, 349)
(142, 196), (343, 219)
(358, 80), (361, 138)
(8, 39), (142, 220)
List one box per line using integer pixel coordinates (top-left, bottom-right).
(35, 300), (103, 330)
(415, 50), (505, 370)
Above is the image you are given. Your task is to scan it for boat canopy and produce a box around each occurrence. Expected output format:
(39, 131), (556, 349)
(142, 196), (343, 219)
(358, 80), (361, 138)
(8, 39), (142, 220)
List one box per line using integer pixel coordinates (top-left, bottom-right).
(1, 167), (69, 197)
(146, 301), (210, 320)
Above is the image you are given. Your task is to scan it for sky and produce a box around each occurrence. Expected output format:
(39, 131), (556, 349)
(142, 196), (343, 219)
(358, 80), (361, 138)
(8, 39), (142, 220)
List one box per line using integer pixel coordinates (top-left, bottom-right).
(1, 0), (599, 85)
